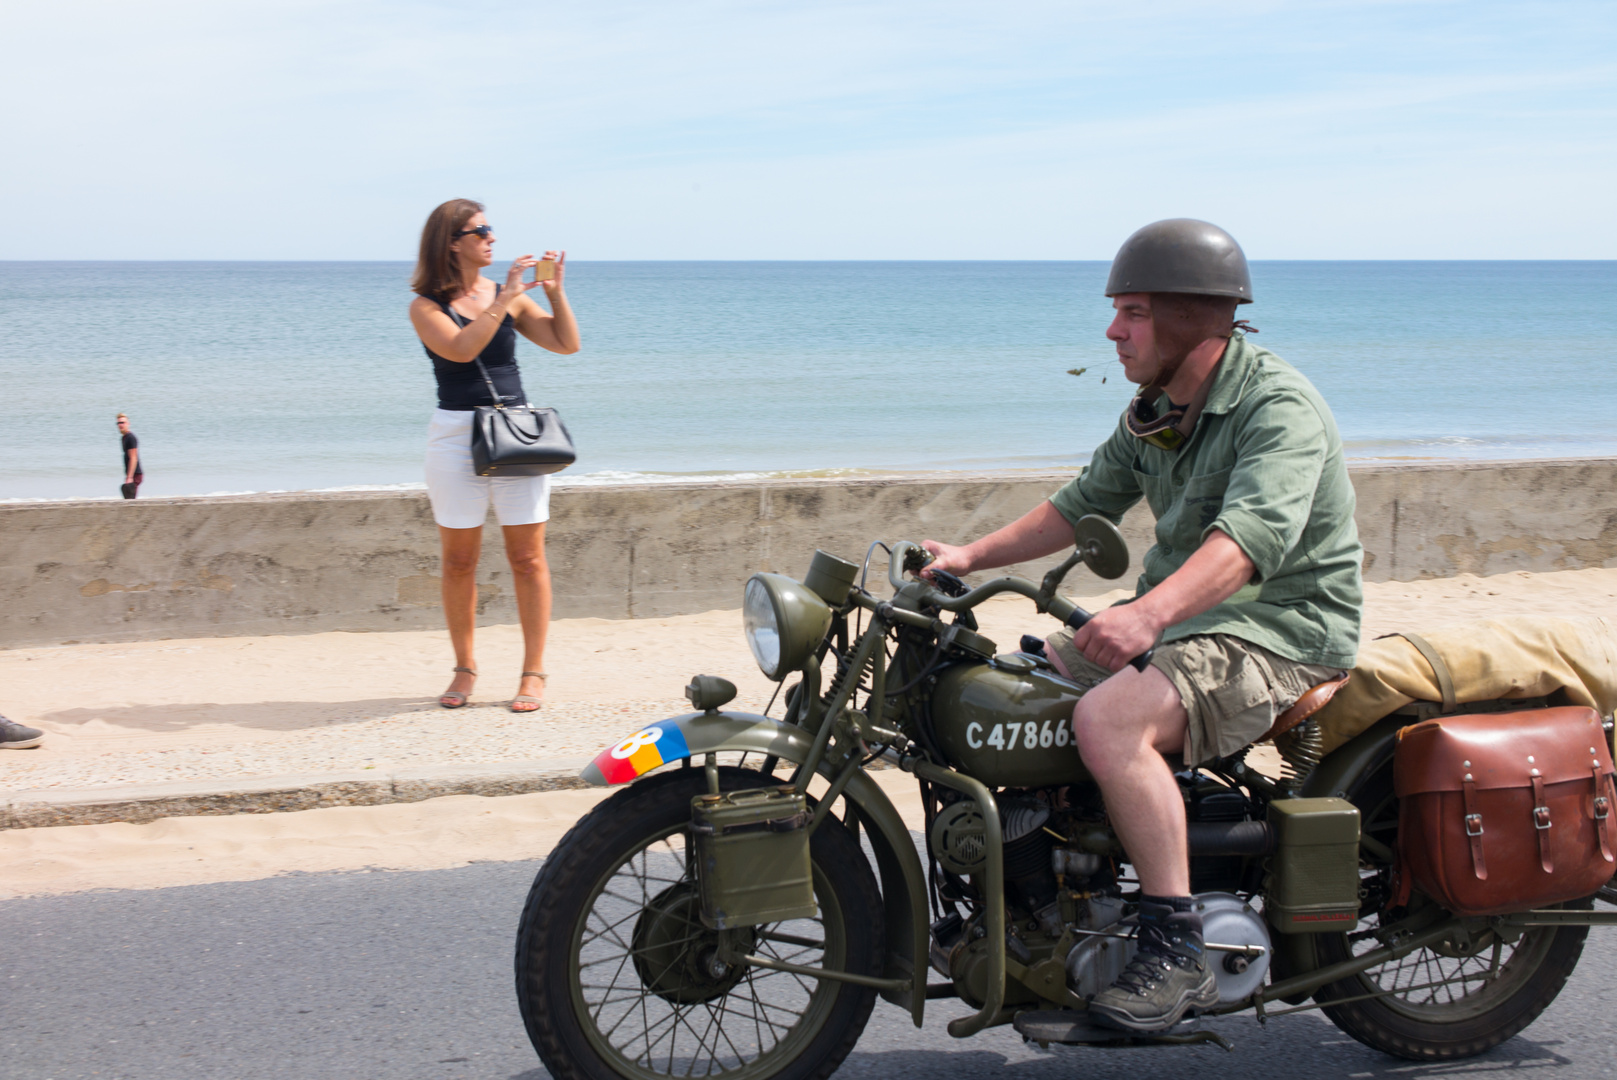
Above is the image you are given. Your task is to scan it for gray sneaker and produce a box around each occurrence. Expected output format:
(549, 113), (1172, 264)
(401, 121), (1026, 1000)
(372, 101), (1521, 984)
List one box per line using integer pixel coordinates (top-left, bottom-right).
(0, 716), (45, 749)
(1088, 903), (1219, 1033)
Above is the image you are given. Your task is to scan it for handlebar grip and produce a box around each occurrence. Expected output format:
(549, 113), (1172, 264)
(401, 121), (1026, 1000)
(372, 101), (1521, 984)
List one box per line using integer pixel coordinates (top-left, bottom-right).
(1060, 604), (1092, 631)
(1060, 604), (1153, 674)
(929, 567), (970, 598)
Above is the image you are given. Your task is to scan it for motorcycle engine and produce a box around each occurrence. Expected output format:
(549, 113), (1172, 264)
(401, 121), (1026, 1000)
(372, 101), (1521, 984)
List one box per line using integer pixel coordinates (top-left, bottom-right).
(925, 787), (1271, 1008)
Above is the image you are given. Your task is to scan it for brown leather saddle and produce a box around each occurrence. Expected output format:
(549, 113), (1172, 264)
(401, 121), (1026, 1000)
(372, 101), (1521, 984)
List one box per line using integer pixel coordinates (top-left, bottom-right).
(1263, 673), (1351, 743)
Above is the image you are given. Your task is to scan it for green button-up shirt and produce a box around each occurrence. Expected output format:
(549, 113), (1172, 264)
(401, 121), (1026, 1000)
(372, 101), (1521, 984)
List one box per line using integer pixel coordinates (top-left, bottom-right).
(1049, 332), (1362, 670)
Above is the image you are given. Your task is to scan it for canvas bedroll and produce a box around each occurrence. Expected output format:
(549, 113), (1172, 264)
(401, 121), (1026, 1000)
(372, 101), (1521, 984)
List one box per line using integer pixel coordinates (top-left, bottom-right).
(1312, 615), (1617, 754)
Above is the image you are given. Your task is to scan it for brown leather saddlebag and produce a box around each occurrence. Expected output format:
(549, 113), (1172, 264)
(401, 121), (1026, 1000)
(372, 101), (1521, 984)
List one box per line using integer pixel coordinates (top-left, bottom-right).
(1394, 706), (1616, 917)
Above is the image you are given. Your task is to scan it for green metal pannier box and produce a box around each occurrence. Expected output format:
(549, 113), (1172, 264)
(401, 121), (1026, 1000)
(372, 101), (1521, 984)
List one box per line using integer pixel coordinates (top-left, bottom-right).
(1265, 797), (1363, 934)
(692, 787), (817, 929)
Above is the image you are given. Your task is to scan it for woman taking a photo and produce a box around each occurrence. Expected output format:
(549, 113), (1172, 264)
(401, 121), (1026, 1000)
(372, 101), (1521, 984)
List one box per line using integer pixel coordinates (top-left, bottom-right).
(410, 198), (580, 712)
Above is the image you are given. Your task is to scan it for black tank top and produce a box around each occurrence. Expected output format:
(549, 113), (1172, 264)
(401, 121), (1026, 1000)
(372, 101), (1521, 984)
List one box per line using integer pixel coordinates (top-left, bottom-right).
(426, 285), (529, 410)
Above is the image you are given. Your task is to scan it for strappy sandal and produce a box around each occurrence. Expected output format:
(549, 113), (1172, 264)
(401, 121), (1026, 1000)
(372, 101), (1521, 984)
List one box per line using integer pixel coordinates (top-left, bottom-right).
(510, 671), (547, 713)
(440, 666), (477, 709)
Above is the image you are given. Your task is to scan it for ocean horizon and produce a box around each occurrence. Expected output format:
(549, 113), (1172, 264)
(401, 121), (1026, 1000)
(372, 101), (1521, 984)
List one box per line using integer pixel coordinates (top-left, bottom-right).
(3, 260), (1615, 502)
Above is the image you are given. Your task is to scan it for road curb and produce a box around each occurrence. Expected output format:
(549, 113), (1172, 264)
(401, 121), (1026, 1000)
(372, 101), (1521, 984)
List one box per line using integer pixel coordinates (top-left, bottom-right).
(0, 758), (597, 830)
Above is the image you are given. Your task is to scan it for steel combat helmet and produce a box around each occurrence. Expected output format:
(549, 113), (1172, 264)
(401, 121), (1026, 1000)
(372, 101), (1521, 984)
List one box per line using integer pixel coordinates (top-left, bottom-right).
(1104, 218), (1253, 303)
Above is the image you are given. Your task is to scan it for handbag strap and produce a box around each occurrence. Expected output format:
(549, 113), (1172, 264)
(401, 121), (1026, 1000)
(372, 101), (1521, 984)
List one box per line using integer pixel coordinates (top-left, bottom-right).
(472, 356), (509, 410)
(442, 287), (518, 411)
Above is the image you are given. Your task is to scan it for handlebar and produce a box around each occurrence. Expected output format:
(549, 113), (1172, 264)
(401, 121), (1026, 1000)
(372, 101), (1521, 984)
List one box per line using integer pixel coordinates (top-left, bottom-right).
(891, 542), (1154, 674)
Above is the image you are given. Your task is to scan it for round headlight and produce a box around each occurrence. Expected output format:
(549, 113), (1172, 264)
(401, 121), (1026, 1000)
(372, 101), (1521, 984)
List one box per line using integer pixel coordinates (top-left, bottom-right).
(744, 578), (782, 678)
(743, 573), (832, 682)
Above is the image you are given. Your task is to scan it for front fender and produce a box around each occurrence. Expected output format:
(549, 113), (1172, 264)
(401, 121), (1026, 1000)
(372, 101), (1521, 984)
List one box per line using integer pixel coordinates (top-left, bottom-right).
(582, 711), (809, 786)
(582, 710), (930, 1026)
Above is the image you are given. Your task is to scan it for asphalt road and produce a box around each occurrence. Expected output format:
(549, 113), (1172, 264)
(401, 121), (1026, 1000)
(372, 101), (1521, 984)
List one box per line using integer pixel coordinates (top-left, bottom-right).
(5, 860), (1615, 1080)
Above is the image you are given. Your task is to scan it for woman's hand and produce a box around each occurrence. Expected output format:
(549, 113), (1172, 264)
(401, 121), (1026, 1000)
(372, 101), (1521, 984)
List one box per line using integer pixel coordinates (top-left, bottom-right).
(503, 254), (545, 298)
(510, 249), (580, 354)
(540, 250), (567, 299)
(503, 250), (566, 303)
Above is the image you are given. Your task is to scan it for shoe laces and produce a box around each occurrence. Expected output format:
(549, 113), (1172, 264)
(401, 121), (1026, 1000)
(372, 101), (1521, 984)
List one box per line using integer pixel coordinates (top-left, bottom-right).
(1112, 950), (1176, 996)
(1112, 920), (1201, 995)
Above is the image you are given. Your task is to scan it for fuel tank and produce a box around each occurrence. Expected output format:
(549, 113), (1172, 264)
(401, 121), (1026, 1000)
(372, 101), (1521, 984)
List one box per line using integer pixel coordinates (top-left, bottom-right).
(930, 658), (1093, 788)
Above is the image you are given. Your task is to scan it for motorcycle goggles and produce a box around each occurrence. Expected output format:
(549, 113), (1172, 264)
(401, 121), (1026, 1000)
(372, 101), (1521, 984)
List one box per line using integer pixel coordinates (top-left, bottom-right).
(1124, 390), (1189, 452)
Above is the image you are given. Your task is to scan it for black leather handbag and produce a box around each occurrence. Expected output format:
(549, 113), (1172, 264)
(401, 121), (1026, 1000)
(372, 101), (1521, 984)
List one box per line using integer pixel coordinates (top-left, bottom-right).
(470, 357), (576, 476)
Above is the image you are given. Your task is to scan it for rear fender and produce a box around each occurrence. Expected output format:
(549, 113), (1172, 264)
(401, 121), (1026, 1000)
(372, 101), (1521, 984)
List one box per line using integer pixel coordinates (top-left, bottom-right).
(583, 711), (930, 1026)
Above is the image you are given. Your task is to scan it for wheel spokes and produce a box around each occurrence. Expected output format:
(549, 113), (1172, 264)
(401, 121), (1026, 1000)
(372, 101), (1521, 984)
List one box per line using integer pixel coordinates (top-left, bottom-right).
(1350, 912), (1525, 1012)
(574, 830), (832, 1077)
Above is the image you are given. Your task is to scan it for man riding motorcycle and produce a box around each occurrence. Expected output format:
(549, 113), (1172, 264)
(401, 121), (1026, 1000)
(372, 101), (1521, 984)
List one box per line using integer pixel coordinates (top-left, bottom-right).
(922, 218), (1364, 1034)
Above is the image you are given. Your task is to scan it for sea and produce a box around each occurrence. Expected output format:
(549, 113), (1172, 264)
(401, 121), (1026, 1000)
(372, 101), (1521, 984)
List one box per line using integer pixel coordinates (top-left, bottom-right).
(2, 261), (1614, 502)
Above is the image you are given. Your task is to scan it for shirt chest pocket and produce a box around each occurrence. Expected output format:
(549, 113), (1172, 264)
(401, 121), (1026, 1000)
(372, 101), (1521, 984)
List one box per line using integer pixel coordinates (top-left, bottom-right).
(1181, 466), (1233, 532)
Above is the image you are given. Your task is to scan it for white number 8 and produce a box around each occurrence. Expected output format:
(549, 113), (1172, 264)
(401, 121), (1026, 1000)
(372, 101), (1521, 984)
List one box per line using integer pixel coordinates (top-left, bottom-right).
(610, 727), (664, 760)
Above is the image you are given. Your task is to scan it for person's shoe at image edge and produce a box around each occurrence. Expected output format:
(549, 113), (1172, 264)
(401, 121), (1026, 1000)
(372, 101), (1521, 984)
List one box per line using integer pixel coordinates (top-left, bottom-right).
(0, 716), (45, 749)
(1087, 898), (1219, 1033)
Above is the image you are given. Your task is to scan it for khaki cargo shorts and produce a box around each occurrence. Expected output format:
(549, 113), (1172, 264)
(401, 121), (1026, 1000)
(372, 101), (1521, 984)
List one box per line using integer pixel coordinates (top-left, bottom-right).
(1045, 630), (1343, 766)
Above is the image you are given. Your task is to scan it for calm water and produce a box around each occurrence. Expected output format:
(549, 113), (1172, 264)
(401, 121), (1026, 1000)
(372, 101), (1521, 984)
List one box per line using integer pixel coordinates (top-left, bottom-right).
(2, 261), (1614, 501)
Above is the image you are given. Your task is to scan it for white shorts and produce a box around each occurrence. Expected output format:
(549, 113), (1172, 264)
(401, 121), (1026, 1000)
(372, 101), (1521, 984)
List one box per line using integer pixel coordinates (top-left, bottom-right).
(424, 409), (552, 529)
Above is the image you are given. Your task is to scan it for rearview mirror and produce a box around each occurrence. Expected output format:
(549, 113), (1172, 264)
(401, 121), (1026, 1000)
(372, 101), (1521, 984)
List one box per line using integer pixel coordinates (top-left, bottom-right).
(1073, 514), (1130, 580)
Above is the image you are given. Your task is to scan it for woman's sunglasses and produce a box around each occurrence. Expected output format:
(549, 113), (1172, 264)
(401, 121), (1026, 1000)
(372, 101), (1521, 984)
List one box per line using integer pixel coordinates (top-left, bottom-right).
(452, 224), (493, 240)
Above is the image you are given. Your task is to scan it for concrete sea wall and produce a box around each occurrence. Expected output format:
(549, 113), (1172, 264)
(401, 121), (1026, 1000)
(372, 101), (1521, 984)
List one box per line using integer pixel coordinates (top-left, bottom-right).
(2, 458), (1615, 648)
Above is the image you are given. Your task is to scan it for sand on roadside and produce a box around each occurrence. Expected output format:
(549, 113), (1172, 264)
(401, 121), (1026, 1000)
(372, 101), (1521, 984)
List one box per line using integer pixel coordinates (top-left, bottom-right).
(8, 568), (1616, 777)
(1, 566), (1614, 897)
(0, 768), (928, 900)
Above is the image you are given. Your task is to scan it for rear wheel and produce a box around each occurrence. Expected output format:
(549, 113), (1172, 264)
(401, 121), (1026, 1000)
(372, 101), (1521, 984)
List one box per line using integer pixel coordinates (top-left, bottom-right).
(1313, 750), (1590, 1060)
(516, 766), (884, 1080)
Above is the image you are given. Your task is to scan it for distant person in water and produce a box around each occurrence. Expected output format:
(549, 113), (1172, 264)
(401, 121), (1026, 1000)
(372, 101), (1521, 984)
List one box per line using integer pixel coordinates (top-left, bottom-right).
(117, 413), (142, 498)
(408, 199), (581, 713)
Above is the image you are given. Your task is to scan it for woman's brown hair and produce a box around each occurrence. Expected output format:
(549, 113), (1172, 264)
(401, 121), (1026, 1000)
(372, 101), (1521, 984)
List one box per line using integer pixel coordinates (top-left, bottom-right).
(411, 198), (485, 302)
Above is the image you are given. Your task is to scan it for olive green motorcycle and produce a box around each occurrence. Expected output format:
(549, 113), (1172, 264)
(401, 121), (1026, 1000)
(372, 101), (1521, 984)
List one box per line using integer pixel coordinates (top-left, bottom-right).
(515, 518), (1617, 1080)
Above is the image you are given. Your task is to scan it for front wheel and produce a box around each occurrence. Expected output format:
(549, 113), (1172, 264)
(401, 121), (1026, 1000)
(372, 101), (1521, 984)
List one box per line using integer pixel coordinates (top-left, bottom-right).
(516, 766), (885, 1080)
(1312, 748), (1590, 1060)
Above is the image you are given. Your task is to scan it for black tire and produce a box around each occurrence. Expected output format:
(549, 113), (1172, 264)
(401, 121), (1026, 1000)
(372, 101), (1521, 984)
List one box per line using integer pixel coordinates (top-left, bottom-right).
(516, 766), (884, 1080)
(1312, 750), (1590, 1061)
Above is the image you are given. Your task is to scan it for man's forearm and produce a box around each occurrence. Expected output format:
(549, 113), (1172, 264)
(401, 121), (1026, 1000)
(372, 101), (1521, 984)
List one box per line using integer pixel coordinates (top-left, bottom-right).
(962, 500), (1075, 572)
(1132, 529), (1254, 630)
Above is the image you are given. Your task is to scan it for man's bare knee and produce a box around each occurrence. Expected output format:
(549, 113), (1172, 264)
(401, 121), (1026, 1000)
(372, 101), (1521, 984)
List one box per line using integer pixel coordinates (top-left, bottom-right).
(1072, 668), (1189, 771)
(1073, 692), (1133, 778)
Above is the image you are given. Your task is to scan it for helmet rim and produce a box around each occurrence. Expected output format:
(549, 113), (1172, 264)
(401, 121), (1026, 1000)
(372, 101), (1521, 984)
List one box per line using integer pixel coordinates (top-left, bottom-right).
(1104, 218), (1254, 304)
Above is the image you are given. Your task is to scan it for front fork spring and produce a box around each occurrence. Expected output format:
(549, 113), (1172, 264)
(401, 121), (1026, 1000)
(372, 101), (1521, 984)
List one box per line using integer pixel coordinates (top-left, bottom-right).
(822, 651), (870, 710)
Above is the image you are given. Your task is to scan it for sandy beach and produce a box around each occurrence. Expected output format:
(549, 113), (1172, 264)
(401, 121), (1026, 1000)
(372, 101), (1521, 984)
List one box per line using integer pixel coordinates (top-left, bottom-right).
(3, 565), (1615, 899)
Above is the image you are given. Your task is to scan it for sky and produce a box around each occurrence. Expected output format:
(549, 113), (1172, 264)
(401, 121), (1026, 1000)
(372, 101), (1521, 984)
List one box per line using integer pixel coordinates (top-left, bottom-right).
(2, 0), (1613, 260)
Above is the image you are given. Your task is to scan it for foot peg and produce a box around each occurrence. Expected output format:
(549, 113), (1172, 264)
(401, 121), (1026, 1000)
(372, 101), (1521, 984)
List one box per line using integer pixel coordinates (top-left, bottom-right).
(1013, 1010), (1232, 1051)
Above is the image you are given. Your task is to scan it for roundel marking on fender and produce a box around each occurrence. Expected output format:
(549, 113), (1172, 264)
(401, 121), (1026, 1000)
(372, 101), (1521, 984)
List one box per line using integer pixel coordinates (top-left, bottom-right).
(591, 719), (692, 784)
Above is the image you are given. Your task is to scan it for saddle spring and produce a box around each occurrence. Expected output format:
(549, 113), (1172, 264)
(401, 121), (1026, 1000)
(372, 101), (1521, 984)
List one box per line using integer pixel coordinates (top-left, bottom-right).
(1275, 718), (1325, 796)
